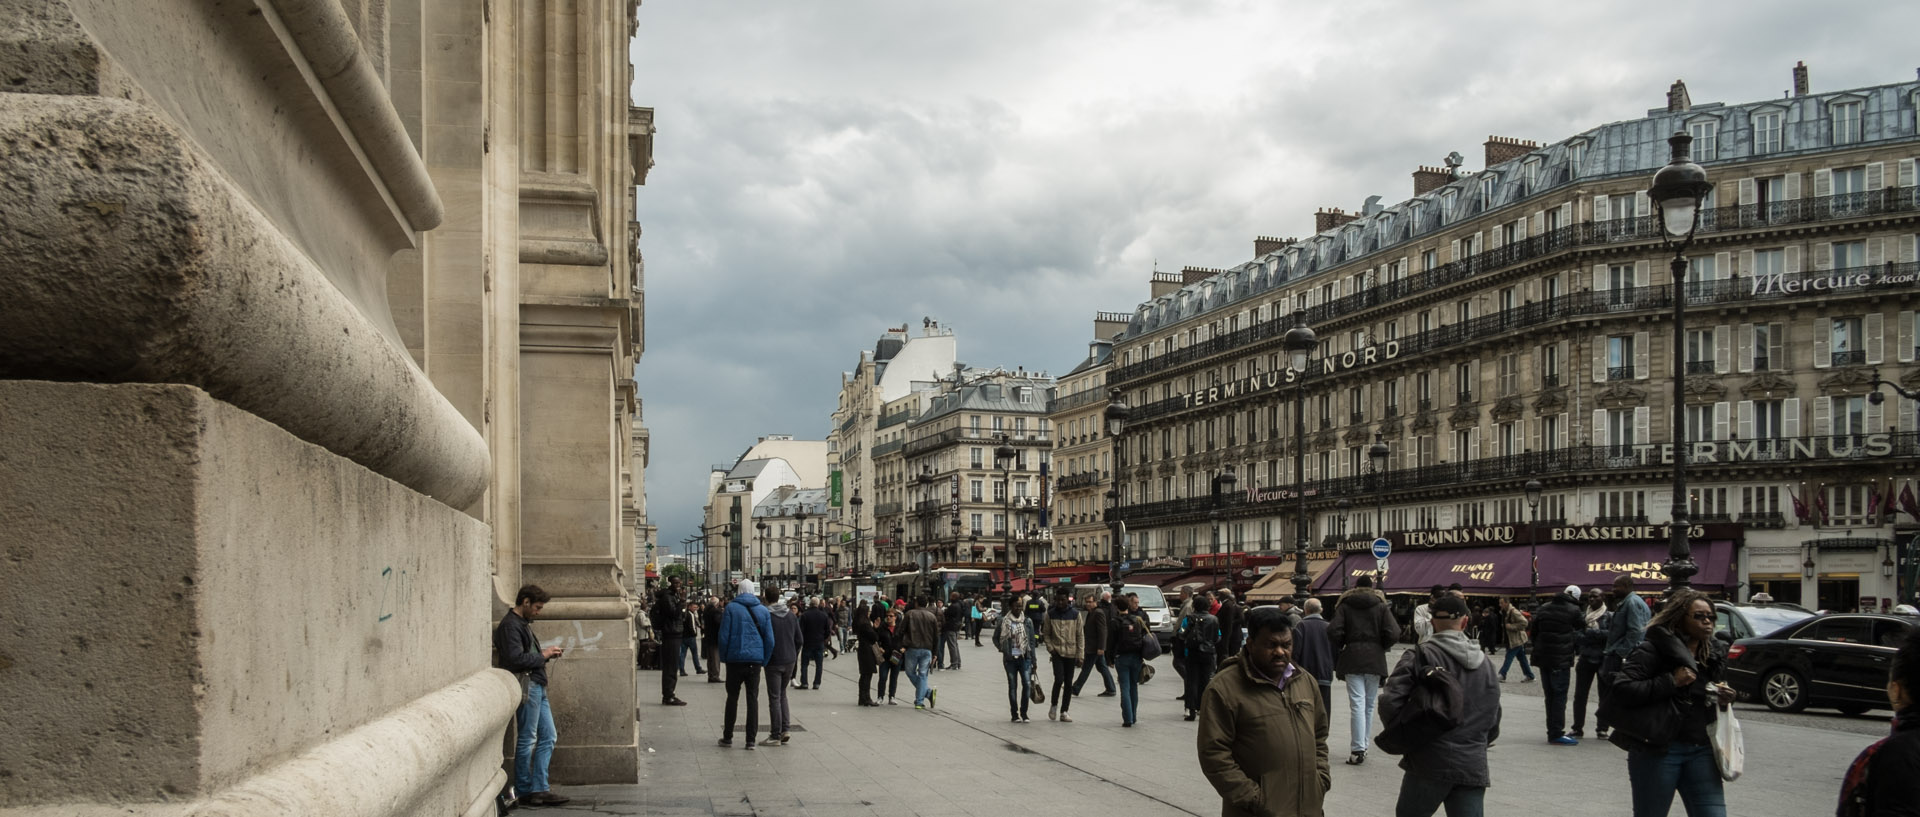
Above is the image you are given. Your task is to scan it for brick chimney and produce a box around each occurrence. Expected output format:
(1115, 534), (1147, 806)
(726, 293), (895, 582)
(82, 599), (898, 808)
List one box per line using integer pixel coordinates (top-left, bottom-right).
(1483, 135), (1540, 169)
(1314, 208), (1360, 234)
(1254, 235), (1294, 257)
(1667, 79), (1691, 112)
(1792, 61), (1809, 96)
(1182, 265), (1228, 285)
(1413, 166), (1454, 196)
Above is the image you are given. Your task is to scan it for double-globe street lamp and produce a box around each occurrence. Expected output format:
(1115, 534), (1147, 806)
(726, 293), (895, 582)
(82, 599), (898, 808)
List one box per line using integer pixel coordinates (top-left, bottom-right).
(1104, 388), (1133, 597)
(1648, 131), (1714, 593)
(1360, 434), (1389, 593)
(1284, 311), (1320, 604)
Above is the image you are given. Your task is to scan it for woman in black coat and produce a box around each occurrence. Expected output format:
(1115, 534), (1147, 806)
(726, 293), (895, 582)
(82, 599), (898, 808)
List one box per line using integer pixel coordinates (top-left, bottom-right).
(1606, 589), (1734, 817)
(853, 602), (881, 706)
(1838, 624), (1920, 816)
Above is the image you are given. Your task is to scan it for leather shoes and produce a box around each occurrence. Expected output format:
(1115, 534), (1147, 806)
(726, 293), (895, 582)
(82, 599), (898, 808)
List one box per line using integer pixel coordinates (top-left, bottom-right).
(522, 791), (570, 806)
(664, 698), (688, 706)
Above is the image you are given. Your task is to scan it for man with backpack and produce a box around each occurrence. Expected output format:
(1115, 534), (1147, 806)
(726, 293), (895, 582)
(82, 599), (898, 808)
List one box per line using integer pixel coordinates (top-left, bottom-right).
(1178, 597), (1222, 721)
(1377, 594), (1500, 817)
(1111, 592), (1154, 727)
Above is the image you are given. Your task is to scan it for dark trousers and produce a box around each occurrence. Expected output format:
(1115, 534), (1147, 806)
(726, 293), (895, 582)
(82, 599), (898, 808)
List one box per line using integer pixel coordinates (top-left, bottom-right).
(722, 663), (762, 741)
(704, 640), (720, 681)
(1072, 654), (1116, 695)
(660, 636), (681, 702)
(765, 663), (792, 738)
(1597, 653), (1625, 732)
(1573, 658), (1602, 732)
(1543, 666), (1571, 737)
(1183, 652), (1217, 714)
(799, 645), (826, 687)
(1049, 655), (1078, 713)
(942, 630), (964, 668)
(678, 638), (704, 673)
(1395, 770), (1486, 817)
(876, 661), (900, 700)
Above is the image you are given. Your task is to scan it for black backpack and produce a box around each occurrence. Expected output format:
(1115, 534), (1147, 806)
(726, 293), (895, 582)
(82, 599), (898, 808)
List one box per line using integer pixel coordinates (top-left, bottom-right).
(1375, 643), (1465, 755)
(1114, 613), (1147, 653)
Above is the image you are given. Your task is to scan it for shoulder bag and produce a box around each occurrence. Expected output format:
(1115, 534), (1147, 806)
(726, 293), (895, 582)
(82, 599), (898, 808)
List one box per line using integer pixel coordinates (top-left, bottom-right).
(1710, 701), (1744, 781)
(1139, 617), (1163, 661)
(1374, 644), (1465, 755)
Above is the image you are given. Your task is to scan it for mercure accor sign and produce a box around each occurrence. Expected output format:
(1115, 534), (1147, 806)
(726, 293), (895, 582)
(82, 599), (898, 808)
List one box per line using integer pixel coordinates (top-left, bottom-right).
(1180, 341), (1402, 409)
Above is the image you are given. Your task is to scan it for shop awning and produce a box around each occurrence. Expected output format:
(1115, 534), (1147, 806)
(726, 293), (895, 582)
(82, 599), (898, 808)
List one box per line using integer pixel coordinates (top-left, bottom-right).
(1245, 556), (1343, 601)
(1311, 541), (1738, 595)
(1159, 569), (1231, 596)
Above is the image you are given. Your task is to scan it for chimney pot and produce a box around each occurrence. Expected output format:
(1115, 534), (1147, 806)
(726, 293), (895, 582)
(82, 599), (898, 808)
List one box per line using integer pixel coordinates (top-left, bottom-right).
(1667, 79), (1691, 113)
(1483, 135), (1541, 169)
(1413, 166), (1454, 196)
(1792, 60), (1810, 97)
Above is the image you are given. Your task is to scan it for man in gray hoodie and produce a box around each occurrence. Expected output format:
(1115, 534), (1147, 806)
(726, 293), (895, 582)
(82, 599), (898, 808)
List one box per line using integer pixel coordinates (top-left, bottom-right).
(1379, 594), (1501, 817)
(764, 596), (802, 745)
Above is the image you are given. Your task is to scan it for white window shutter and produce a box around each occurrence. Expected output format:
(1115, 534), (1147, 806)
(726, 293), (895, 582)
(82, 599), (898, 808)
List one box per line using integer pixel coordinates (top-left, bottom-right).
(1738, 178), (1756, 206)
(1737, 400), (1754, 440)
(1813, 317), (1831, 369)
(1868, 238), (1885, 268)
(1593, 337), (1609, 383)
(1529, 418), (1541, 453)
(1469, 427), (1481, 459)
(1899, 311), (1915, 363)
(1814, 168), (1832, 198)
(1531, 211), (1544, 235)
(1634, 331), (1650, 379)
(1866, 397), (1883, 434)
(1516, 217), (1528, 240)
(1635, 260), (1650, 288)
(1593, 263), (1610, 291)
(1782, 398), (1801, 438)
(1556, 413), (1568, 449)
(1740, 249), (1754, 276)
(1470, 359), (1480, 395)
(1593, 195), (1609, 221)
(1635, 191), (1651, 217)
(1559, 202), (1573, 227)
(1713, 402), (1730, 442)
(1450, 239), (1462, 262)
(1785, 172), (1802, 200)
(1900, 159), (1917, 188)
(1903, 236), (1918, 264)
(1738, 324), (1754, 372)
(1866, 312), (1884, 365)
(1814, 396), (1832, 436)
(1635, 406), (1650, 444)
(1593, 409), (1609, 444)
(1715, 252), (1730, 281)
(1814, 242), (1833, 271)
(1448, 433), (1457, 463)
(1442, 366), (1454, 406)
(1785, 246), (1802, 273)
(1866, 162), (1884, 191)
(1714, 325), (1731, 373)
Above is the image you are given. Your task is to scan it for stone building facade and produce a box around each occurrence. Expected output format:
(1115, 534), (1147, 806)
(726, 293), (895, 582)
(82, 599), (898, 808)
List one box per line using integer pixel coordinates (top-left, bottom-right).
(1044, 314), (1130, 566)
(1109, 70), (1920, 611)
(2, 0), (653, 811)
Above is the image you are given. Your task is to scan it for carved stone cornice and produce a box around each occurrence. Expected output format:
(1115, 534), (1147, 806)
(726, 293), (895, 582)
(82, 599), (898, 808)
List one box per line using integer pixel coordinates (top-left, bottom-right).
(1449, 405), (1480, 429)
(1311, 429), (1338, 450)
(1597, 381), (1648, 407)
(1376, 419), (1404, 440)
(1490, 395), (1524, 422)
(1683, 375), (1726, 404)
(1818, 367), (1878, 395)
(1343, 426), (1371, 445)
(1534, 389), (1567, 413)
(1156, 461), (1178, 477)
(1740, 370), (1795, 397)
(1411, 411), (1437, 433)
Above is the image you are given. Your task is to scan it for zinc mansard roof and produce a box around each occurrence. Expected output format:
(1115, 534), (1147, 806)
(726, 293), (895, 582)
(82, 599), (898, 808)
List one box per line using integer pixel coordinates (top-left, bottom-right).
(753, 486), (829, 519)
(1120, 76), (1920, 340)
(911, 375), (1056, 427)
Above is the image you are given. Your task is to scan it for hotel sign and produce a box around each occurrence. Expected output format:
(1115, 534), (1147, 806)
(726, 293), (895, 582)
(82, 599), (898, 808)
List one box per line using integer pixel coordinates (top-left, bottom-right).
(1181, 341), (1402, 409)
(1623, 435), (1898, 463)
(1750, 268), (1919, 296)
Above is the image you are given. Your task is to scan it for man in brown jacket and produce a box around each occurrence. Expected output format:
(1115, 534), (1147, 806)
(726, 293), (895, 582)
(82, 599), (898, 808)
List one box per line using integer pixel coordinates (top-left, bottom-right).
(1197, 606), (1330, 817)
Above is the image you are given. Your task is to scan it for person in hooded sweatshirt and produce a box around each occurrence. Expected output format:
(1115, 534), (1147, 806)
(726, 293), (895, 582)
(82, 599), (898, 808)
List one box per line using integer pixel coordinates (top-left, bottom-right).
(764, 596), (802, 745)
(1379, 594), (1501, 817)
(1042, 585), (1085, 722)
(1328, 574), (1402, 766)
(717, 579), (774, 749)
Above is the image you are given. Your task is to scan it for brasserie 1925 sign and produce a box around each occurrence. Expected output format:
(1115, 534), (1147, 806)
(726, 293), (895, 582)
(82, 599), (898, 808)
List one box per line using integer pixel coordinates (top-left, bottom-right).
(1353, 522), (1732, 551)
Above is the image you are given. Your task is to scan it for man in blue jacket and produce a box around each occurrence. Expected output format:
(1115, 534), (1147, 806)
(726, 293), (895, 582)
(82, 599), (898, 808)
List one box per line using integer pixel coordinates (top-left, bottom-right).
(718, 579), (775, 749)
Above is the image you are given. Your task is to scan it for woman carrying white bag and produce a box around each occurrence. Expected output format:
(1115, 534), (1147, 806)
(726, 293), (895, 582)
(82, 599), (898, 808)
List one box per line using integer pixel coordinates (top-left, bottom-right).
(1597, 589), (1738, 817)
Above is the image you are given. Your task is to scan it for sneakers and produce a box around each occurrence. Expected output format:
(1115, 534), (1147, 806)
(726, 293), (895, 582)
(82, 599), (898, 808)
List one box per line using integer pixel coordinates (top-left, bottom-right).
(744, 741), (755, 750)
(1021, 716), (1031, 723)
(887, 697), (898, 706)
(663, 698), (688, 706)
(928, 688), (938, 709)
(1595, 728), (1612, 739)
(915, 704), (925, 710)
(521, 791), (570, 806)
(1059, 713), (1072, 723)
(1048, 706), (1058, 721)
(1011, 714), (1021, 723)
(717, 737), (732, 747)
(1569, 728), (1585, 738)
(1549, 735), (1580, 746)
(1183, 711), (1196, 721)
(1522, 676), (1536, 683)
(1345, 751), (1366, 765)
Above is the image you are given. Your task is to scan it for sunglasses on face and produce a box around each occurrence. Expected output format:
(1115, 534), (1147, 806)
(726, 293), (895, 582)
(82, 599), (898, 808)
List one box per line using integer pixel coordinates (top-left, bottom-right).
(1689, 613), (1716, 623)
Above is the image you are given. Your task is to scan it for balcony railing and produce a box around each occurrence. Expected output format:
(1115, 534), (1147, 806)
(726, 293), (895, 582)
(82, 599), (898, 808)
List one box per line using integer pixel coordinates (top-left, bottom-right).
(1456, 390), (1474, 404)
(1743, 512), (1787, 529)
(1349, 412), (1365, 425)
(1107, 184), (1920, 389)
(1109, 432), (1920, 525)
(1831, 350), (1866, 367)
(1385, 405), (1400, 418)
(1541, 373), (1560, 388)
(1418, 398), (1433, 412)
(1685, 360), (1717, 375)
(1607, 366), (1636, 381)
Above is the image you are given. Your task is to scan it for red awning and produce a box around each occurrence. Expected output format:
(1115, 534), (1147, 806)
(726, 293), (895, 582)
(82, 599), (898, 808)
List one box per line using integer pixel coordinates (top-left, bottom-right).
(1159, 570), (1230, 595)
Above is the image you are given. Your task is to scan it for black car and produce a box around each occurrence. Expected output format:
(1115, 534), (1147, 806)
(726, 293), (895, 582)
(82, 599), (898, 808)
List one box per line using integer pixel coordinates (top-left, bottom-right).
(1713, 600), (1813, 642)
(1723, 612), (1915, 715)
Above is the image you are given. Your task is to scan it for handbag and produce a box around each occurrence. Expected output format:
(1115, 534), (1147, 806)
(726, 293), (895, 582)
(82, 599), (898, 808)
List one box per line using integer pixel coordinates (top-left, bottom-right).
(1140, 618), (1163, 661)
(1030, 681), (1046, 705)
(1710, 702), (1744, 781)
(1375, 644), (1464, 756)
(1594, 692), (1680, 749)
(1140, 663), (1155, 684)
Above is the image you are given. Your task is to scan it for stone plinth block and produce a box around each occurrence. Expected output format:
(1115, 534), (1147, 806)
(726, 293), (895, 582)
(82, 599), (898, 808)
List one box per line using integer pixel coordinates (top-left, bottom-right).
(0, 381), (507, 814)
(532, 615), (638, 785)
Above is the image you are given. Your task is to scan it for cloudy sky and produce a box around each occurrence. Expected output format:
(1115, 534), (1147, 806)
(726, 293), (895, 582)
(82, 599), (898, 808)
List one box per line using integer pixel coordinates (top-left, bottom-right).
(630, 1), (1918, 556)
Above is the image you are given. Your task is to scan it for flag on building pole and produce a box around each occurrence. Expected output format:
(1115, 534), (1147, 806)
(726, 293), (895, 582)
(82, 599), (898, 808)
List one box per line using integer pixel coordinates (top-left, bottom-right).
(1790, 488), (1810, 523)
(1901, 481), (1920, 522)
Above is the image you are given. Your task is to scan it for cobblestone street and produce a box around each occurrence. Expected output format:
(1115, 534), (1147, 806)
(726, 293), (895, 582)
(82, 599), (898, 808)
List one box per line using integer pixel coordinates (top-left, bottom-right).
(548, 642), (1881, 816)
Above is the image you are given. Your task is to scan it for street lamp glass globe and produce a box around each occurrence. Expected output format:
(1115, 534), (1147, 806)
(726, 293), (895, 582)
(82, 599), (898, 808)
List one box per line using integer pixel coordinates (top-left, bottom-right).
(1523, 479), (1543, 508)
(1648, 132), (1712, 242)
(1104, 388), (1131, 436)
(1660, 199), (1698, 238)
(1368, 439), (1389, 469)
(1283, 313), (1317, 372)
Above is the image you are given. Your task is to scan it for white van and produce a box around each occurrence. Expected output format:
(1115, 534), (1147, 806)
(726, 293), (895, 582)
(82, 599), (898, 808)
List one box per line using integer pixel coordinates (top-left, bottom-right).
(1074, 583), (1175, 648)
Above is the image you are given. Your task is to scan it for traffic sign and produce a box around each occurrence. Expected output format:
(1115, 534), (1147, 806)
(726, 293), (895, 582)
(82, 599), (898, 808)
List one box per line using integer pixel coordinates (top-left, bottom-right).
(1371, 538), (1392, 559)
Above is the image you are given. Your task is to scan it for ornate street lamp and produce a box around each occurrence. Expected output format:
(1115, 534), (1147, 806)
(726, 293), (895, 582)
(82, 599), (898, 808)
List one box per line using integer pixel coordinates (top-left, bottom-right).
(1525, 479), (1543, 605)
(1365, 434), (1389, 594)
(1284, 311), (1319, 604)
(1648, 131), (1712, 593)
(848, 489), (864, 581)
(995, 434), (1017, 595)
(1104, 389), (1132, 596)
(889, 524), (904, 576)
(1106, 487), (1126, 596)
(754, 519), (769, 582)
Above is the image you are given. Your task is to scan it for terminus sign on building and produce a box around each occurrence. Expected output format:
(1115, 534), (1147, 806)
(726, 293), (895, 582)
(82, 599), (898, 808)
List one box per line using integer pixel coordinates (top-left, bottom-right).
(1181, 340), (1403, 409)
(1622, 434), (1901, 464)
(1395, 523), (1722, 548)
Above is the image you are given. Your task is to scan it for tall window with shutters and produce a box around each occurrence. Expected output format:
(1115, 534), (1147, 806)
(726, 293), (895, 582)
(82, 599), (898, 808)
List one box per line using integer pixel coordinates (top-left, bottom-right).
(1742, 486), (1781, 522)
(1497, 354), (1519, 397)
(1598, 490), (1647, 523)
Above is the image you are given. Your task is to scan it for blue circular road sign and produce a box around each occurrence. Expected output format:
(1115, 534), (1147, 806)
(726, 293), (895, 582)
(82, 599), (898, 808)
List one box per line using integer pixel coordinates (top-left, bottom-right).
(1371, 538), (1392, 559)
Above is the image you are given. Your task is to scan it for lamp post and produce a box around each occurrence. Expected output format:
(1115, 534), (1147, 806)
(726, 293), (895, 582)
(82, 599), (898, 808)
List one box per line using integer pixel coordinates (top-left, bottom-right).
(995, 433), (1017, 595)
(794, 507), (810, 591)
(1104, 388), (1133, 596)
(1648, 130), (1712, 594)
(1365, 434), (1389, 594)
(754, 519), (769, 582)
(1525, 479), (1543, 605)
(889, 524), (904, 577)
(848, 489), (864, 584)
(1285, 311), (1319, 604)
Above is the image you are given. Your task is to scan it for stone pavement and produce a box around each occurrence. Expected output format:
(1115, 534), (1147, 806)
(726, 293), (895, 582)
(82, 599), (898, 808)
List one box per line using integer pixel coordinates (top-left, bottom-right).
(542, 641), (1883, 816)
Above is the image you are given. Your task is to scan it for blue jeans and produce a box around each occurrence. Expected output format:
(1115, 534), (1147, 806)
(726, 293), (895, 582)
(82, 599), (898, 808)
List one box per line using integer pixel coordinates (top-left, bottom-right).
(1395, 770), (1485, 817)
(877, 661), (901, 700)
(1004, 654), (1031, 716)
(1116, 654), (1144, 724)
(906, 647), (933, 705)
(799, 645), (826, 687)
(1073, 653), (1116, 695)
(1543, 666), (1571, 737)
(678, 639), (704, 673)
(1500, 646), (1534, 680)
(514, 682), (557, 796)
(1627, 743), (1726, 817)
(1347, 673), (1382, 753)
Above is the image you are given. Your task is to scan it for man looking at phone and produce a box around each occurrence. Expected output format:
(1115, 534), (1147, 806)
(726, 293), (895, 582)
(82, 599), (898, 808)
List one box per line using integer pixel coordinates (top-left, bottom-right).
(494, 584), (569, 807)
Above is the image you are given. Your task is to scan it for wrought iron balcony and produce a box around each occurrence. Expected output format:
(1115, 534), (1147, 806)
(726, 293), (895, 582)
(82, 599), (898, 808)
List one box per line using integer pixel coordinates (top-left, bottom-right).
(1831, 350), (1866, 367)
(1541, 373), (1560, 388)
(1685, 360), (1717, 375)
(1608, 366), (1636, 381)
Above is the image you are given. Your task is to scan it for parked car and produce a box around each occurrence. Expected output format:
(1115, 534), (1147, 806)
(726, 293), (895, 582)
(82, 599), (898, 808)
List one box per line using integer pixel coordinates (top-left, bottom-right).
(1073, 583), (1175, 647)
(1714, 600), (1814, 642)
(1723, 612), (1916, 715)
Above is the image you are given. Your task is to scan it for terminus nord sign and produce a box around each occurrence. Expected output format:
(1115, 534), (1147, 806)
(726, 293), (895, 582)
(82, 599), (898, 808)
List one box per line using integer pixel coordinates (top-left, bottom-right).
(1399, 524), (1712, 548)
(1181, 341), (1402, 409)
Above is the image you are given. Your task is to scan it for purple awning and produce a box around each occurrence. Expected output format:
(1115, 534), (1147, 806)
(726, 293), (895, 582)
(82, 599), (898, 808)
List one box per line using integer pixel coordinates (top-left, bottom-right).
(1312, 541), (1736, 595)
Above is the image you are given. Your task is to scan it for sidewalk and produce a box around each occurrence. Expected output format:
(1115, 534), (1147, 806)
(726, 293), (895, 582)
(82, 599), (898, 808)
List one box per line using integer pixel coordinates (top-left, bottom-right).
(547, 641), (1878, 816)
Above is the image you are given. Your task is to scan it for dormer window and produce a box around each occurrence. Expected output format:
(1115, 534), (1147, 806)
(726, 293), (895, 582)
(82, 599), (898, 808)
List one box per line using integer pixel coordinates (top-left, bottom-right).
(1566, 140), (1589, 179)
(1480, 175), (1497, 205)
(1441, 189), (1459, 220)
(1752, 109), (1783, 153)
(1686, 118), (1719, 160)
(1830, 99), (1863, 145)
(1522, 158), (1542, 190)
